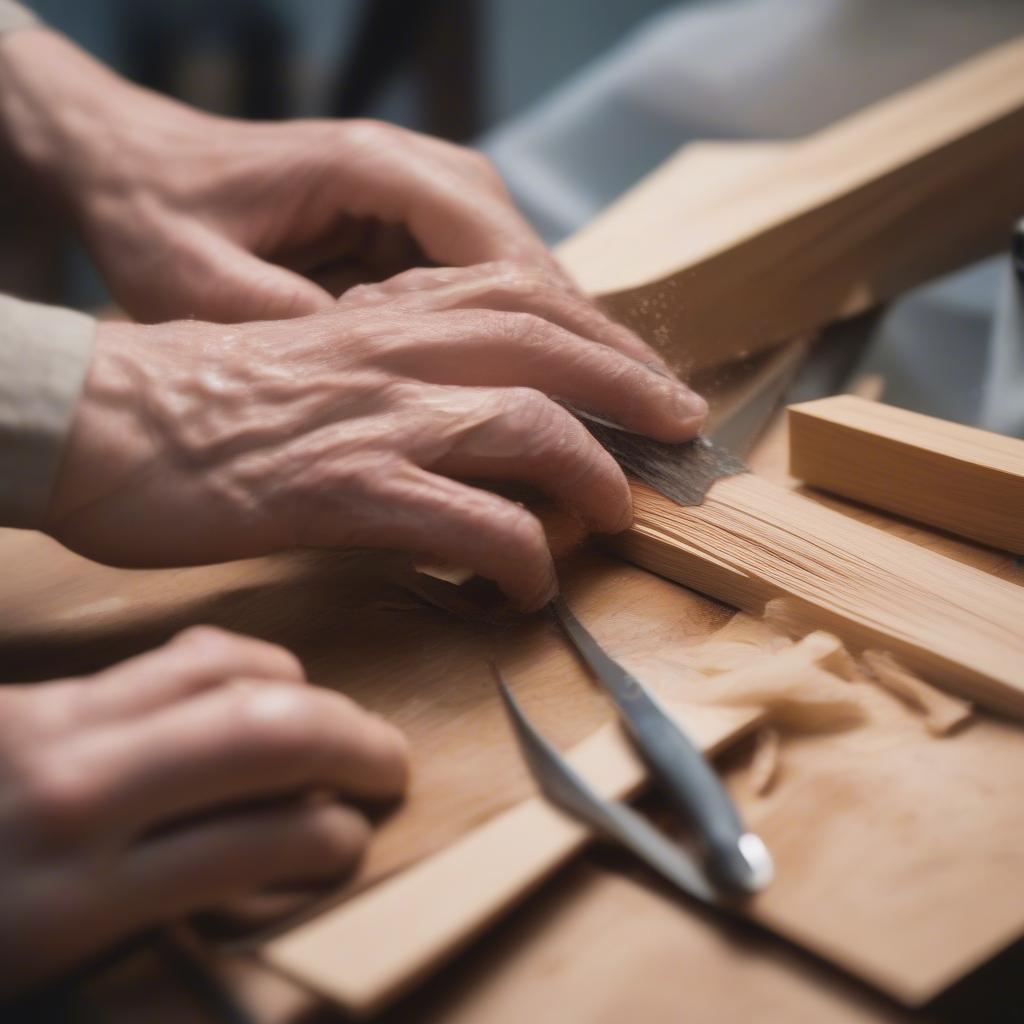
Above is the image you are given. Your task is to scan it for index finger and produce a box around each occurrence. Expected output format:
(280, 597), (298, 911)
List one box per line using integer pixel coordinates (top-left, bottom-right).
(94, 682), (409, 834)
(83, 628), (306, 724)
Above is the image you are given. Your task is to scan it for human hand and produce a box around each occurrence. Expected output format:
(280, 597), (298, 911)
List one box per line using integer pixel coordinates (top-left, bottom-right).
(0, 28), (562, 323)
(0, 627), (408, 996)
(46, 263), (707, 610)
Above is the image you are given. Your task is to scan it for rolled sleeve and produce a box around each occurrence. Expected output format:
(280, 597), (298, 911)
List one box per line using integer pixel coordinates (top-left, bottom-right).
(0, 295), (95, 528)
(0, 2), (37, 33)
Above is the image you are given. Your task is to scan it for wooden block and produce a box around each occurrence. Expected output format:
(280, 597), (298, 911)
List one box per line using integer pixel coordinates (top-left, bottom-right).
(614, 474), (1024, 719)
(557, 37), (1024, 372)
(788, 395), (1024, 554)
(260, 703), (760, 1017)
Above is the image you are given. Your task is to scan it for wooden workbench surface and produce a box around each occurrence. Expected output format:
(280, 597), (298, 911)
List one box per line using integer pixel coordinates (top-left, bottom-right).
(3, 407), (1023, 1024)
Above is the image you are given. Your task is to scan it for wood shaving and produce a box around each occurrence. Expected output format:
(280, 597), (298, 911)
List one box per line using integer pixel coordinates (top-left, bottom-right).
(686, 632), (868, 730)
(861, 649), (973, 736)
(748, 726), (782, 796)
(764, 597), (973, 735)
(685, 612), (793, 675)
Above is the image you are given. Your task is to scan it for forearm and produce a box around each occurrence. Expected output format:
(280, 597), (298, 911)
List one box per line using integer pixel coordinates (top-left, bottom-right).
(0, 3), (42, 186)
(0, 22), (129, 206)
(0, 18), (216, 217)
(0, 293), (95, 528)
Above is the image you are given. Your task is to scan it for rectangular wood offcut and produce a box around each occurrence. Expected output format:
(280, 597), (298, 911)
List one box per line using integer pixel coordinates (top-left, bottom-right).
(558, 36), (1024, 372)
(788, 395), (1024, 554)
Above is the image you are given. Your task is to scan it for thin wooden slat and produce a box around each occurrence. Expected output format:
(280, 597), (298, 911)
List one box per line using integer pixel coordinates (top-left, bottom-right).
(260, 703), (760, 1017)
(557, 37), (1024, 373)
(788, 395), (1024, 554)
(615, 474), (1024, 718)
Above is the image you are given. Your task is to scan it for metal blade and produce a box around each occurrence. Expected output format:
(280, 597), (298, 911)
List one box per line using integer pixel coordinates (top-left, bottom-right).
(494, 668), (717, 905)
(550, 596), (773, 894)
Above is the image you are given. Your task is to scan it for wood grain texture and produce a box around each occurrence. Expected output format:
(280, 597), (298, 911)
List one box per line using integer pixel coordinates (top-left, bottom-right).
(615, 474), (1024, 718)
(733, 683), (1024, 1005)
(557, 37), (1024, 372)
(261, 703), (760, 1016)
(0, 529), (731, 899)
(788, 395), (1024, 554)
(6, 89), (1024, 1018)
(860, 649), (972, 737)
(11, 406), (1024, 1020)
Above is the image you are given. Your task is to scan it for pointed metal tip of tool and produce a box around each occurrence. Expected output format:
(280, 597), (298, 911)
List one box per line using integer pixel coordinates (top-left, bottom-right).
(734, 833), (774, 893)
(491, 663), (518, 713)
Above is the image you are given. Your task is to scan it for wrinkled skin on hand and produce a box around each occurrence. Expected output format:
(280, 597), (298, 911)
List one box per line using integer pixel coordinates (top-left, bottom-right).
(0, 27), (564, 323)
(48, 263), (707, 610)
(0, 627), (408, 996)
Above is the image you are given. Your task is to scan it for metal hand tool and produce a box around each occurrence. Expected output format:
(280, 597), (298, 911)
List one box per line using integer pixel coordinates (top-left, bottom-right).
(494, 666), (718, 905)
(548, 596), (773, 894)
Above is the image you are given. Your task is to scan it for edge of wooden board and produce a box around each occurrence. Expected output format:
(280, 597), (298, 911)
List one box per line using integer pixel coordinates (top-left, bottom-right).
(259, 703), (761, 1016)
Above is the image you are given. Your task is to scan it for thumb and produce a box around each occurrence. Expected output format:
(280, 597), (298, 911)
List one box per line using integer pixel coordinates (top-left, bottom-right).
(189, 236), (335, 322)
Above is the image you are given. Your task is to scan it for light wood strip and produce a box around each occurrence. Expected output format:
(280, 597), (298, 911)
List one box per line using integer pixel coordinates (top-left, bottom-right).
(615, 474), (1024, 718)
(261, 703), (759, 1016)
(788, 395), (1024, 554)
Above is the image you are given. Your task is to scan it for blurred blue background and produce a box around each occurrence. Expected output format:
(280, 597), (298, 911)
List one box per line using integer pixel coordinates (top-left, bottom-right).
(26, 0), (678, 138)
(11, 0), (679, 308)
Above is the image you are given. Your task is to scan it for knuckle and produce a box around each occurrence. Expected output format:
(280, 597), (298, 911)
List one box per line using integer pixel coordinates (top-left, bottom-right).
(500, 386), (553, 426)
(341, 281), (381, 305)
(491, 268), (548, 307)
(248, 641), (305, 682)
(493, 310), (550, 348)
(388, 265), (442, 290)
(343, 118), (394, 149)
(171, 625), (239, 659)
(0, 681), (82, 743)
(497, 389), (578, 455)
(331, 452), (404, 500)
(19, 752), (100, 840)
(232, 685), (320, 758)
(463, 149), (504, 186)
(173, 626), (304, 682)
(494, 259), (543, 291)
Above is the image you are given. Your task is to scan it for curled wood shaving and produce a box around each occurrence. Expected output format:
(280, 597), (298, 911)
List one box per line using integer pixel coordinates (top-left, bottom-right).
(861, 649), (973, 736)
(763, 598), (973, 735)
(762, 599), (869, 682)
(685, 612), (793, 675)
(748, 726), (782, 796)
(819, 642), (865, 683)
(686, 632), (868, 730)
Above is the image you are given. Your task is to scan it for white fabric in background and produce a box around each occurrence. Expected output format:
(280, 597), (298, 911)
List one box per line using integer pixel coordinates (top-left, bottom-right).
(483, 0), (1024, 433)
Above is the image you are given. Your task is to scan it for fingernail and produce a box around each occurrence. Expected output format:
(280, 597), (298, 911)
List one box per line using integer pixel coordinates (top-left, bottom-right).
(645, 359), (673, 379)
(533, 570), (559, 611)
(613, 501), (634, 534)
